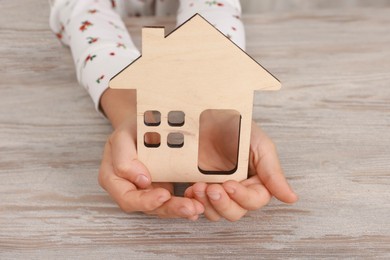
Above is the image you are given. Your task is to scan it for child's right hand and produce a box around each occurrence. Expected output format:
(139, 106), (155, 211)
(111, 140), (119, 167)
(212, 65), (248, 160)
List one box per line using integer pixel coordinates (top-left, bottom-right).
(98, 89), (204, 220)
(98, 118), (205, 220)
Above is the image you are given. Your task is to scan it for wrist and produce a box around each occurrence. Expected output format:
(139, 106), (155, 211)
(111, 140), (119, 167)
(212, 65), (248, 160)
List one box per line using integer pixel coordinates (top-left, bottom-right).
(100, 88), (137, 129)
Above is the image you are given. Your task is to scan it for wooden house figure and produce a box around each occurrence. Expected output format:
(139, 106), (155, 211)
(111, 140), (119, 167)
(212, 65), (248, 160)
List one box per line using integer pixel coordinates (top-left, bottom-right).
(109, 14), (281, 183)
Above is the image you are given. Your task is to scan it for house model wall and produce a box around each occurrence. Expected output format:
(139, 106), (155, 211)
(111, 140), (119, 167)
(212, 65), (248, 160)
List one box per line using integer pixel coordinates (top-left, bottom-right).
(109, 14), (281, 183)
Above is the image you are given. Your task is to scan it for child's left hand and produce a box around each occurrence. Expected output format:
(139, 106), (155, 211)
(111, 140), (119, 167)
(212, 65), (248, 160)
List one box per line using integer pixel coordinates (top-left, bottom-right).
(185, 122), (298, 222)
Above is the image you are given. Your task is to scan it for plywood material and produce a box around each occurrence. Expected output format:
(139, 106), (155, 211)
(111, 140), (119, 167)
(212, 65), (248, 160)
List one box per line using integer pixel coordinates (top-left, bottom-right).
(110, 14), (281, 182)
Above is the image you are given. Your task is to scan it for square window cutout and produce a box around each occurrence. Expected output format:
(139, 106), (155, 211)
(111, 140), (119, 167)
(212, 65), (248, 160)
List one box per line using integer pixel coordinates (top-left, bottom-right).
(167, 132), (184, 148)
(168, 111), (185, 127)
(144, 132), (161, 148)
(144, 110), (161, 126)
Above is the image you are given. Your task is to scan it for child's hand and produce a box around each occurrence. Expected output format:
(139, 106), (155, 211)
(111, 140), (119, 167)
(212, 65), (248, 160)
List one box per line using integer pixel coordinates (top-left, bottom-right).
(100, 90), (296, 221)
(98, 119), (204, 220)
(99, 89), (204, 220)
(185, 121), (298, 222)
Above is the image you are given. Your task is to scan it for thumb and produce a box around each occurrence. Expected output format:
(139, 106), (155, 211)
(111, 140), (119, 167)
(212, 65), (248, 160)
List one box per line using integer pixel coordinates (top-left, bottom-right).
(251, 125), (298, 203)
(255, 149), (298, 204)
(110, 129), (152, 189)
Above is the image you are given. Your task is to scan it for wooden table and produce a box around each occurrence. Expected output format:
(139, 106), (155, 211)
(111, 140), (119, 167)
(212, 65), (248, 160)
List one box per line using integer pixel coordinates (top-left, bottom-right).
(1, 1), (389, 258)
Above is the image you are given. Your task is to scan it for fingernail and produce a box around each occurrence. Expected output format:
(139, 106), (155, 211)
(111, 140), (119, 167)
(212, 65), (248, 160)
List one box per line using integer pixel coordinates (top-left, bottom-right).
(180, 207), (192, 216)
(207, 192), (221, 201)
(135, 175), (149, 186)
(194, 191), (206, 198)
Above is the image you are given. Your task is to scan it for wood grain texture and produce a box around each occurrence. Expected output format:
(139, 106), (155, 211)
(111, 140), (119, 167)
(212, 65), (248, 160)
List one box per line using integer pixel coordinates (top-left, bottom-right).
(1, 1), (389, 259)
(110, 14), (280, 183)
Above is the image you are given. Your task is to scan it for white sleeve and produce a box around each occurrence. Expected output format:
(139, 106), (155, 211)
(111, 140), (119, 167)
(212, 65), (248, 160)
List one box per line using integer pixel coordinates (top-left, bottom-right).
(49, 0), (140, 115)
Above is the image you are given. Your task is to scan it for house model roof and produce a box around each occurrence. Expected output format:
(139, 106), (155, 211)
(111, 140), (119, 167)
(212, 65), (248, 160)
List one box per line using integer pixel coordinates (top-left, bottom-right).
(109, 13), (281, 95)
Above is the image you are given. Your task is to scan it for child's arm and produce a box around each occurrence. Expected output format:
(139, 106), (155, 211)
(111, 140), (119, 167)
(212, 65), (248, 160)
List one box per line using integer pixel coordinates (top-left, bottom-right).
(50, 0), (204, 219)
(49, 0), (140, 115)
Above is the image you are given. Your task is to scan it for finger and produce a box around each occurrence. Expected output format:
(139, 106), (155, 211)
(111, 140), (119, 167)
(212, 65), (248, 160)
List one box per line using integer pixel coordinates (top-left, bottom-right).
(206, 184), (247, 222)
(192, 182), (222, 221)
(184, 185), (194, 198)
(109, 129), (151, 189)
(252, 127), (298, 203)
(223, 179), (271, 211)
(152, 182), (204, 220)
(152, 182), (174, 195)
(99, 143), (171, 212)
(148, 196), (204, 220)
(184, 185), (206, 221)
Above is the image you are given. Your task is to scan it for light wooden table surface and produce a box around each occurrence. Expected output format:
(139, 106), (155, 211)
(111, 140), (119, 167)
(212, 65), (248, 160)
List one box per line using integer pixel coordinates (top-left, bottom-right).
(1, 1), (389, 259)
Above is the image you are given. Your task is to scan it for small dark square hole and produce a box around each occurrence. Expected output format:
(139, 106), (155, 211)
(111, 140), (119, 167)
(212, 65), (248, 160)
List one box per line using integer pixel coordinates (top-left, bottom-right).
(168, 111), (185, 127)
(144, 110), (161, 126)
(144, 132), (161, 148)
(167, 132), (184, 148)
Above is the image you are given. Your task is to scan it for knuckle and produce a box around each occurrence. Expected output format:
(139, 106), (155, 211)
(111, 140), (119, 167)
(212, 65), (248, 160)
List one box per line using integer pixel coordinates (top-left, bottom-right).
(143, 201), (158, 212)
(141, 192), (161, 212)
(114, 163), (133, 177)
(117, 200), (133, 213)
